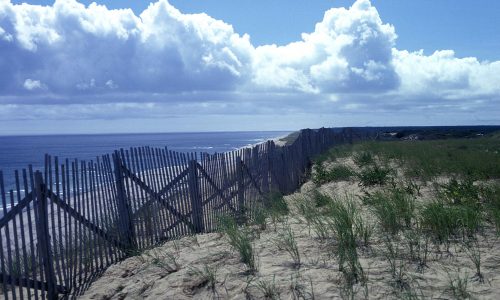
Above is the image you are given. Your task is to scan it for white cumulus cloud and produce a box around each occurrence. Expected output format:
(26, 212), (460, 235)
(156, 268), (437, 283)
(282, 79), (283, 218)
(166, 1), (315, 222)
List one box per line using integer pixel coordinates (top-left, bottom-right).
(23, 78), (46, 90)
(253, 0), (399, 93)
(0, 0), (499, 128)
(394, 49), (500, 98)
(0, 0), (253, 95)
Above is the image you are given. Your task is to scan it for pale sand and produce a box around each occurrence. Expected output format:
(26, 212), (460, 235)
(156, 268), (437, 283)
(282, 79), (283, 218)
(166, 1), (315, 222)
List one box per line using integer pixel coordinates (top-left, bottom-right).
(79, 157), (500, 299)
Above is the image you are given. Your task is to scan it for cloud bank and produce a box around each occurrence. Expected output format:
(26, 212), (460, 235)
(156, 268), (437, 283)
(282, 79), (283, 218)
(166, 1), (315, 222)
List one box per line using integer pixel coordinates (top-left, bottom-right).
(0, 0), (499, 131)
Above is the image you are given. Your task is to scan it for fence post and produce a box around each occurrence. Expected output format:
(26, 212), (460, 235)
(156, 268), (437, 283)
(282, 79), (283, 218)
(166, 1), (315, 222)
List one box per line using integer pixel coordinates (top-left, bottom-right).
(188, 159), (204, 233)
(112, 153), (136, 252)
(268, 142), (276, 193)
(236, 156), (246, 223)
(261, 142), (270, 195)
(34, 171), (58, 300)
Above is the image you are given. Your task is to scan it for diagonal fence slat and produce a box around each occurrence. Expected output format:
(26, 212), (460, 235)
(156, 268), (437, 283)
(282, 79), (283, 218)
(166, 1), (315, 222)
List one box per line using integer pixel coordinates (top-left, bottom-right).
(196, 164), (238, 212)
(120, 163), (196, 232)
(45, 190), (128, 252)
(0, 192), (34, 229)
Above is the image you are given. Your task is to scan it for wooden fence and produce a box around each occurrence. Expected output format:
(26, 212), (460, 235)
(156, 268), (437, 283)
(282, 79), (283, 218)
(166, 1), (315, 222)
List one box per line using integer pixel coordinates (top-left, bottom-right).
(0, 127), (372, 299)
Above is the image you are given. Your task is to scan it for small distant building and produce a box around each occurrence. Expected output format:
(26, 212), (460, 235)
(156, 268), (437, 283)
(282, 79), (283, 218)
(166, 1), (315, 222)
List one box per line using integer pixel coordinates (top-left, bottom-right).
(402, 134), (419, 140)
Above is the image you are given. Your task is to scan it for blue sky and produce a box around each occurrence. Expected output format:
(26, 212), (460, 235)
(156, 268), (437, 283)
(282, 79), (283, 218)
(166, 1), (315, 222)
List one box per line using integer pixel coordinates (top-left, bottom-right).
(1, 0), (500, 134)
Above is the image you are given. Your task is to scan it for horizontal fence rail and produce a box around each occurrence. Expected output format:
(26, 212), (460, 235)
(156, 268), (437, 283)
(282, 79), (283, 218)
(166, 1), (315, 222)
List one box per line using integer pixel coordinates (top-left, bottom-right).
(0, 127), (374, 299)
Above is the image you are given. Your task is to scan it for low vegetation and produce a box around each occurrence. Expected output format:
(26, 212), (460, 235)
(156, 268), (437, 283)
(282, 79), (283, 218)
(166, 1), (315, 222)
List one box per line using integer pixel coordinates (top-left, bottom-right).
(82, 133), (500, 299)
(187, 263), (220, 294)
(326, 196), (365, 285)
(313, 164), (354, 185)
(217, 214), (258, 273)
(483, 183), (500, 233)
(274, 223), (301, 268)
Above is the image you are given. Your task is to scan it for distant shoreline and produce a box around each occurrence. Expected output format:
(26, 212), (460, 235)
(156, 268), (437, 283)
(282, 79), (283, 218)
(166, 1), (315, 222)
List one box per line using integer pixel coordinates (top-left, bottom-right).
(0, 131), (290, 192)
(0, 130), (293, 138)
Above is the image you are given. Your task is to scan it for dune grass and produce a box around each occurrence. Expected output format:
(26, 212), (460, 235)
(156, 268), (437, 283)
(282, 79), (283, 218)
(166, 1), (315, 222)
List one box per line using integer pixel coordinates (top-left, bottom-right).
(266, 191), (289, 230)
(313, 164), (354, 185)
(274, 223), (301, 268)
(261, 134), (498, 297)
(304, 133), (499, 297)
(275, 134), (498, 296)
(187, 263), (220, 293)
(217, 215), (258, 273)
(483, 183), (500, 233)
(352, 136), (500, 181)
(313, 133), (500, 182)
(446, 270), (471, 299)
(104, 132), (500, 299)
(357, 164), (392, 186)
(326, 195), (365, 284)
(353, 151), (374, 167)
(361, 187), (416, 235)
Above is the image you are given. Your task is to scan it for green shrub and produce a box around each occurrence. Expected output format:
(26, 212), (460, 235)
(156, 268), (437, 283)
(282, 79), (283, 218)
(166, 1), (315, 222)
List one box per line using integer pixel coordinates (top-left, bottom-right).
(403, 180), (422, 197)
(329, 165), (355, 181)
(420, 201), (455, 244)
(420, 200), (482, 244)
(370, 188), (416, 235)
(253, 205), (268, 231)
(313, 154), (330, 166)
(146, 249), (180, 273)
(351, 137), (500, 181)
(216, 214), (238, 234)
(358, 190), (377, 206)
(457, 205), (483, 238)
(313, 144), (354, 165)
(266, 191), (289, 230)
(312, 189), (331, 207)
(353, 151), (374, 167)
(267, 192), (289, 216)
(357, 164), (391, 186)
(313, 164), (354, 185)
(441, 178), (479, 206)
(490, 209), (500, 234)
(312, 164), (328, 185)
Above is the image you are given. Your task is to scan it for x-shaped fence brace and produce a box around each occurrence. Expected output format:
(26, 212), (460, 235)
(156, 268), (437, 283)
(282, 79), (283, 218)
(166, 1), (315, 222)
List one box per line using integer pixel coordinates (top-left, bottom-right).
(118, 158), (263, 234)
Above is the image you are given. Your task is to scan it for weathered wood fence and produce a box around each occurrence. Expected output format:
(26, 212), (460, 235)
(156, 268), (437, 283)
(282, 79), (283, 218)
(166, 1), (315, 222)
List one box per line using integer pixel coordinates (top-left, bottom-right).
(0, 127), (372, 299)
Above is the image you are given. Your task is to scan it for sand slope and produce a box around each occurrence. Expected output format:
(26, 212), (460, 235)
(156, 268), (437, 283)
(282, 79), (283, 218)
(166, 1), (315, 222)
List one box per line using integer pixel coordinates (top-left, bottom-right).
(80, 158), (500, 299)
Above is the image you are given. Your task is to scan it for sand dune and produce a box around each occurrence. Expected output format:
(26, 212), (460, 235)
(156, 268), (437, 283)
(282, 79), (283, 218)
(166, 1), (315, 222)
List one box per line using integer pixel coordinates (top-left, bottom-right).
(80, 156), (500, 299)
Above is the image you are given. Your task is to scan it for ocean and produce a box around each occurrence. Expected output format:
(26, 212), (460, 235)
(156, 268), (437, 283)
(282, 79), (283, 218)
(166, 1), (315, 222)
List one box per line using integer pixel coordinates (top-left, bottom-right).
(0, 131), (289, 191)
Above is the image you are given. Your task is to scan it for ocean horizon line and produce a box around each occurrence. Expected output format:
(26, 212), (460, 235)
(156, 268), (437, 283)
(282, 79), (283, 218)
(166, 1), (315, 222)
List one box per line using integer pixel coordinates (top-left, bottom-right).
(0, 129), (294, 138)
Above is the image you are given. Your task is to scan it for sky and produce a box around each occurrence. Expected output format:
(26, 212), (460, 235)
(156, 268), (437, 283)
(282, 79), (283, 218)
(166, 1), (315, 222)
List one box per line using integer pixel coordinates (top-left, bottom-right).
(1, 0), (500, 135)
